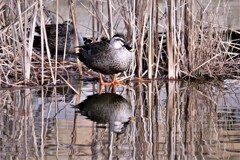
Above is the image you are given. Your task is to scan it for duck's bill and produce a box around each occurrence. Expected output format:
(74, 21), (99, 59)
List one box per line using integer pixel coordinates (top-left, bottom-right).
(124, 44), (134, 52)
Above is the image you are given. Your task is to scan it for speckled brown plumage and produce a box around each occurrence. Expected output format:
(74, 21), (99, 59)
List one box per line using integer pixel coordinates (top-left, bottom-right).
(34, 21), (84, 54)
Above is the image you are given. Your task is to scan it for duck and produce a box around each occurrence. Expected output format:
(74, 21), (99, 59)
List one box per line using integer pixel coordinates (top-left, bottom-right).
(77, 34), (134, 87)
(76, 93), (134, 133)
(33, 21), (84, 54)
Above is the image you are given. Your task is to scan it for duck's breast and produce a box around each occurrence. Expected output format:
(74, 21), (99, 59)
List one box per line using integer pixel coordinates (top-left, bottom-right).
(90, 48), (133, 74)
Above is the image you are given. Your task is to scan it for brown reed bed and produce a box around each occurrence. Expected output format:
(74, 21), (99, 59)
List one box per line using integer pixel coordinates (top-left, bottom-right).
(0, 0), (239, 88)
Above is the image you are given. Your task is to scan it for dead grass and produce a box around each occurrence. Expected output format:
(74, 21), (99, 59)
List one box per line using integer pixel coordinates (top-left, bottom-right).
(0, 0), (239, 88)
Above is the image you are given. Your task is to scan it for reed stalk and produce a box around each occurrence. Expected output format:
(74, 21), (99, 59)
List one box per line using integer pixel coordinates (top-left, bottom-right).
(0, 0), (239, 87)
(70, 0), (83, 77)
(91, 0), (96, 41)
(166, 0), (176, 79)
(147, 0), (153, 79)
(39, 0), (44, 85)
(107, 0), (113, 37)
(54, 0), (59, 85)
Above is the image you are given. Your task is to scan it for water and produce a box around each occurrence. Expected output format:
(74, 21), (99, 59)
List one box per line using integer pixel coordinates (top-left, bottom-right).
(47, 0), (240, 36)
(1, 79), (240, 159)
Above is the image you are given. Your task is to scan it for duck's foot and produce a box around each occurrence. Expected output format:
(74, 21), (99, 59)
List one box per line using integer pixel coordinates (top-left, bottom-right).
(99, 83), (117, 94)
(111, 84), (117, 93)
(98, 74), (126, 94)
(111, 74), (125, 85)
(99, 73), (111, 85)
(98, 73), (111, 94)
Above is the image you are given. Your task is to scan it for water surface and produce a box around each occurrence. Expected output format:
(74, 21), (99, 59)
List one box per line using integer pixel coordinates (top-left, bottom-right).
(1, 79), (240, 159)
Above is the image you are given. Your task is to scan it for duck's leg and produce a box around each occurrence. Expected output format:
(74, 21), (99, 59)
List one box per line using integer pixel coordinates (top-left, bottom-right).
(98, 73), (111, 94)
(99, 84), (103, 95)
(99, 73), (104, 85)
(111, 84), (117, 93)
(99, 73), (111, 85)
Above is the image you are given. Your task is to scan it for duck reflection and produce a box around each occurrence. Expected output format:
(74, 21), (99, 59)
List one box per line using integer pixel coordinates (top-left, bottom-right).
(77, 93), (134, 133)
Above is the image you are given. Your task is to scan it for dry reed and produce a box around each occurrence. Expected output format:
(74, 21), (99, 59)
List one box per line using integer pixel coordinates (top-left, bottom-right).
(0, 0), (239, 88)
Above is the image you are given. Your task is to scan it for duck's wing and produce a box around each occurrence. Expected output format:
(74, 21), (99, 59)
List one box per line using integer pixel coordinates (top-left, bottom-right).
(78, 41), (110, 68)
(79, 41), (110, 58)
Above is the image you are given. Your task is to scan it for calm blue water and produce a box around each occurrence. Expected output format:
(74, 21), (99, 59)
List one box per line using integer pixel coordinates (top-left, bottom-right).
(1, 79), (240, 159)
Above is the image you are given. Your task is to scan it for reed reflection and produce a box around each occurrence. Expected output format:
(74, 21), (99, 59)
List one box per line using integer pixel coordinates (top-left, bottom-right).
(1, 80), (240, 159)
(76, 93), (134, 133)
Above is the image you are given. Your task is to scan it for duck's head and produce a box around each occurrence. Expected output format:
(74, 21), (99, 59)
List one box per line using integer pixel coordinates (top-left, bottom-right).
(110, 34), (133, 51)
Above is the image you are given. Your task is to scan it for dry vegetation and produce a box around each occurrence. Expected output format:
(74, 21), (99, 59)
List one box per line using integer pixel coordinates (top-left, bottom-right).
(0, 0), (239, 87)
